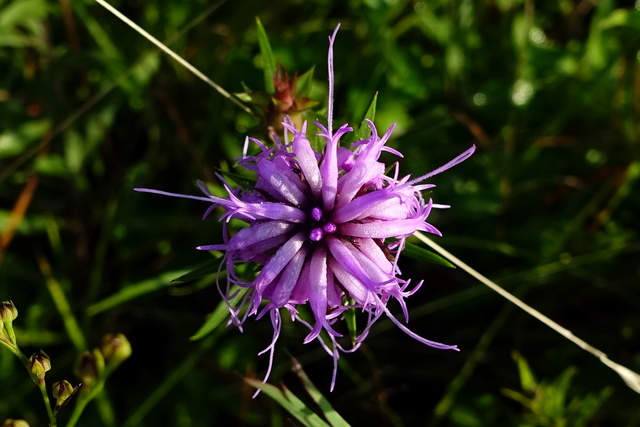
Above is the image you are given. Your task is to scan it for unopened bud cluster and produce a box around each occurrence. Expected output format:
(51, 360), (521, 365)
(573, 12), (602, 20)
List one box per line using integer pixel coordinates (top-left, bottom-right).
(75, 334), (131, 388)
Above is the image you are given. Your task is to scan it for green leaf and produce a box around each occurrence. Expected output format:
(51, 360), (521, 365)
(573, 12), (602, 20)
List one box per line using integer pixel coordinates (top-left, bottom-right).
(293, 360), (350, 427)
(130, 50), (161, 87)
(190, 286), (248, 341)
(344, 302), (357, 346)
(352, 93), (377, 143)
(86, 270), (190, 316)
(235, 90), (270, 108)
(255, 17), (276, 94)
(171, 257), (223, 283)
(0, 119), (50, 159)
(213, 168), (257, 189)
(540, 366), (576, 417)
(0, 211), (49, 235)
(244, 378), (330, 427)
(34, 154), (68, 176)
(0, 0), (49, 29)
(64, 129), (84, 174)
(295, 66), (316, 98)
(599, 8), (640, 31)
(403, 242), (455, 268)
(512, 351), (538, 393)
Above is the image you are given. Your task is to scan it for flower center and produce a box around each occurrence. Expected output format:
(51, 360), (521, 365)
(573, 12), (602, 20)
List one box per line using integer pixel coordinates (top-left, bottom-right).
(308, 206), (336, 242)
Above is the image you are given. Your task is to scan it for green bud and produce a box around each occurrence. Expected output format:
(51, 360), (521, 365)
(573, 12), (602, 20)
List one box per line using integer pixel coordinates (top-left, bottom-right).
(75, 349), (104, 386)
(2, 419), (30, 427)
(52, 380), (75, 408)
(28, 351), (51, 380)
(0, 301), (18, 347)
(0, 324), (11, 348)
(100, 333), (132, 364)
(0, 301), (18, 323)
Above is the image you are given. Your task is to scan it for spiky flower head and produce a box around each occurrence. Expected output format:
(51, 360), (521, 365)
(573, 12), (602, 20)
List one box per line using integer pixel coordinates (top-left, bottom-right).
(136, 25), (474, 389)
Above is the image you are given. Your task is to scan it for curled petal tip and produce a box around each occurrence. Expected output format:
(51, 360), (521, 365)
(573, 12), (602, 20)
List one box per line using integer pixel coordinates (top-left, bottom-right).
(330, 23), (341, 41)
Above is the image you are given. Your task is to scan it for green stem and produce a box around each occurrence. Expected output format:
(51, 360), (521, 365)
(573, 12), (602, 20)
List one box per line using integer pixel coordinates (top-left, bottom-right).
(96, 392), (116, 427)
(38, 378), (57, 427)
(43, 273), (87, 352)
(65, 380), (104, 427)
(4, 321), (17, 345)
(65, 393), (89, 427)
(65, 364), (120, 427)
(11, 348), (57, 427)
(123, 332), (220, 426)
(0, 336), (17, 354)
(429, 304), (513, 425)
(86, 197), (118, 315)
(95, 364), (118, 427)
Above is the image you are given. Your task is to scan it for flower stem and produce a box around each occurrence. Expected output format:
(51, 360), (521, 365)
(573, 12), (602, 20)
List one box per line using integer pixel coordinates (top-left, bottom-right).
(38, 255), (87, 351)
(65, 380), (104, 427)
(12, 348), (57, 426)
(4, 321), (17, 344)
(37, 377), (57, 427)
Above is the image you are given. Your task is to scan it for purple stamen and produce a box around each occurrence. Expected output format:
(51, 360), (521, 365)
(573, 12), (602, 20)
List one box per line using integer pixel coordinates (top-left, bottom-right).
(311, 206), (323, 221)
(323, 222), (337, 234)
(309, 227), (324, 242)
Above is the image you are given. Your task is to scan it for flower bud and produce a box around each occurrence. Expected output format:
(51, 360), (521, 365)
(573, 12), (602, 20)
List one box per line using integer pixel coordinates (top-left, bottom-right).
(75, 349), (104, 386)
(2, 419), (30, 427)
(0, 301), (18, 323)
(0, 301), (18, 346)
(28, 351), (51, 380)
(0, 324), (13, 347)
(52, 380), (75, 408)
(100, 333), (132, 364)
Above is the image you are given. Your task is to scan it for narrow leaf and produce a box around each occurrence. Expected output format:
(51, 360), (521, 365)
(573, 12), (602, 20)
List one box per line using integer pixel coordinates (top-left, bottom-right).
(352, 93), (378, 142)
(295, 66), (316, 98)
(86, 270), (190, 315)
(244, 378), (330, 427)
(293, 359), (350, 427)
(403, 241), (456, 268)
(255, 17), (276, 94)
(344, 303), (357, 347)
(512, 351), (538, 393)
(172, 258), (223, 283)
(190, 285), (248, 341)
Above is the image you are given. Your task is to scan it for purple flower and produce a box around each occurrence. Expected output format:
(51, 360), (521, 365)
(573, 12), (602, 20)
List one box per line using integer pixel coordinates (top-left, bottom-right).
(136, 25), (474, 389)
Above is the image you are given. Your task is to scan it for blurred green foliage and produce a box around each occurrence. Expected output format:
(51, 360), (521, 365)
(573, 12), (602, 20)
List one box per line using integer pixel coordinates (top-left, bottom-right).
(1, 0), (639, 425)
(501, 352), (612, 427)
